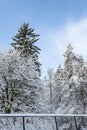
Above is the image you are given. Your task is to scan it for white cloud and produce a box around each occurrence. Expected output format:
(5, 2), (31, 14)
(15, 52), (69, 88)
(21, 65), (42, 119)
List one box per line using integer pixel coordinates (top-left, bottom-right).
(48, 18), (87, 60)
(39, 18), (87, 76)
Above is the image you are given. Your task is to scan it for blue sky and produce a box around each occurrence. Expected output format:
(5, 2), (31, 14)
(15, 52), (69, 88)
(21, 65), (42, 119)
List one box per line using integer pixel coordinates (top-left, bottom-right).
(1, 0), (87, 76)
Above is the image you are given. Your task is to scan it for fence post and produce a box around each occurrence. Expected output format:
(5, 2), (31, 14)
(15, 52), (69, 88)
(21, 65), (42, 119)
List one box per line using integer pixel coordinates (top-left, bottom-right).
(23, 116), (25, 130)
(55, 116), (59, 130)
(74, 116), (78, 130)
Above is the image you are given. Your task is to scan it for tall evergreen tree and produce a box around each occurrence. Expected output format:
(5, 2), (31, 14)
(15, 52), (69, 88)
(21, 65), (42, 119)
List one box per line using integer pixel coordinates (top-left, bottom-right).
(11, 23), (41, 75)
(63, 44), (74, 80)
(53, 65), (64, 111)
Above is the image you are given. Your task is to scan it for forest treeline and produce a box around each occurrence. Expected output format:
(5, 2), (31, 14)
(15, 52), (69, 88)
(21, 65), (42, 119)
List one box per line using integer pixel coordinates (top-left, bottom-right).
(0, 23), (87, 114)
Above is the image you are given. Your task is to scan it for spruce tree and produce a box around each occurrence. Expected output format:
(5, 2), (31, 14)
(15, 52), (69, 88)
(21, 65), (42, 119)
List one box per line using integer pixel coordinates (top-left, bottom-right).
(63, 44), (74, 79)
(11, 23), (41, 57)
(11, 23), (41, 74)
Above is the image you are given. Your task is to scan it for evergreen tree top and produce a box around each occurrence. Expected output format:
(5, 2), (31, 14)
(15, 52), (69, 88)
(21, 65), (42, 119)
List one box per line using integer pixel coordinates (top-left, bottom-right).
(11, 23), (41, 57)
(63, 44), (74, 57)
